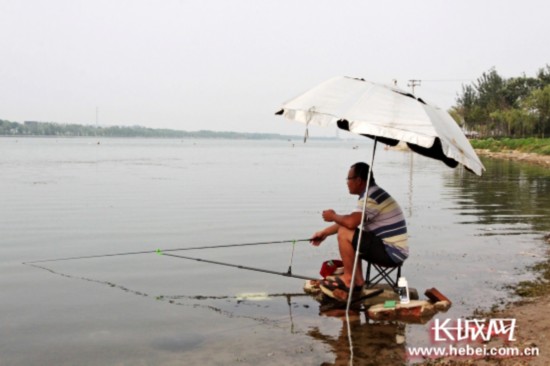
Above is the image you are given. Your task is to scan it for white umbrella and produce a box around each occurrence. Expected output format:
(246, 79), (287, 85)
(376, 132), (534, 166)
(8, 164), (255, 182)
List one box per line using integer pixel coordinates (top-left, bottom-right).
(276, 76), (485, 176)
(275, 76), (485, 316)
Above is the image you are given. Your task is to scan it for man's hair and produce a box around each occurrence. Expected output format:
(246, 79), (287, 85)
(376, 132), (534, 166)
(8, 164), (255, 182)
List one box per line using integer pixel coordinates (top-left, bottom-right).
(351, 162), (375, 185)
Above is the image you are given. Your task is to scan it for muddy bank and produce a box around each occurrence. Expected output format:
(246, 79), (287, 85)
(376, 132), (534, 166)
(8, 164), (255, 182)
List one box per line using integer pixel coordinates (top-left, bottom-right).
(476, 234), (550, 365)
(416, 234), (550, 365)
(391, 145), (550, 168)
(417, 152), (550, 365)
(476, 149), (550, 169)
(417, 293), (550, 366)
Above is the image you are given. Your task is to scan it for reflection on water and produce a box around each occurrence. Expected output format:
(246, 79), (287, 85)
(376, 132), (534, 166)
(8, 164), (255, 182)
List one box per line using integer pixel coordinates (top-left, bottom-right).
(446, 158), (550, 234)
(309, 310), (406, 366)
(2, 138), (550, 365)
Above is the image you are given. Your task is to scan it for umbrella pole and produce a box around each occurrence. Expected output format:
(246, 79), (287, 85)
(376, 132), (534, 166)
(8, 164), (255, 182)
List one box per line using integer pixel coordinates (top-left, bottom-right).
(346, 138), (377, 314)
(345, 138), (378, 364)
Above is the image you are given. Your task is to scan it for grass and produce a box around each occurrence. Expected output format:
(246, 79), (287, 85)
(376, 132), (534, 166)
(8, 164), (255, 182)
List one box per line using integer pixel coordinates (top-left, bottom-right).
(505, 234), (550, 298)
(512, 258), (550, 298)
(470, 137), (550, 155)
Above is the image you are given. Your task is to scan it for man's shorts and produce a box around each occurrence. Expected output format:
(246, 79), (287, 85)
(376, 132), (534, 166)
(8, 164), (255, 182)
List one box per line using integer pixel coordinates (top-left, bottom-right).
(351, 229), (398, 267)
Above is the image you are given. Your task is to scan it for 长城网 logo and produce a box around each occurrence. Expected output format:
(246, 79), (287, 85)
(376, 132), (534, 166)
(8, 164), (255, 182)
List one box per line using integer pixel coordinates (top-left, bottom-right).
(431, 318), (516, 343)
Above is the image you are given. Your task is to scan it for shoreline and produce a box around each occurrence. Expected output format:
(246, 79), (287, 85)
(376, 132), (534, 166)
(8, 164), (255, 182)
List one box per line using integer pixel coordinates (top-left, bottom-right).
(475, 149), (550, 169)
(419, 151), (550, 365)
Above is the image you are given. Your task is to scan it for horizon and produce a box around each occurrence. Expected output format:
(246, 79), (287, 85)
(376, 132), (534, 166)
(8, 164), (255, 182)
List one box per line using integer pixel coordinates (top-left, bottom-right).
(1, 1), (549, 137)
(2, 118), (365, 139)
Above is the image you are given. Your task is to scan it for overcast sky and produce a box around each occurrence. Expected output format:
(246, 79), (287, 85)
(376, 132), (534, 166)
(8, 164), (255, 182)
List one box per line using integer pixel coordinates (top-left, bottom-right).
(1, 0), (549, 136)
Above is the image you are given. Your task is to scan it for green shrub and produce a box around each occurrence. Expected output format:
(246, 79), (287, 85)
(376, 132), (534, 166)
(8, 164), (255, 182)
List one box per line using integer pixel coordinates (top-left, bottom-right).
(470, 138), (550, 154)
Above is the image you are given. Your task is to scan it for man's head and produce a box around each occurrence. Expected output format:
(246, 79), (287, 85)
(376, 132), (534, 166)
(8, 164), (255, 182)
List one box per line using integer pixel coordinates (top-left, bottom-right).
(347, 162), (375, 195)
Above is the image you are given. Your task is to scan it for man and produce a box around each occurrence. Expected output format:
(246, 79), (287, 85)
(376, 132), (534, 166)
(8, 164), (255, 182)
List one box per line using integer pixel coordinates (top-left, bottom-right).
(310, 162), (408, 298)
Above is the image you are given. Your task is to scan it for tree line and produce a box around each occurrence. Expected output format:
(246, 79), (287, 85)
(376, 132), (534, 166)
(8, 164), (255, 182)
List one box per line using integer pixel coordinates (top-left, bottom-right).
(453, 65), (550, 138)
(0, 120), (294, 140)
(4, 66), (550, 140)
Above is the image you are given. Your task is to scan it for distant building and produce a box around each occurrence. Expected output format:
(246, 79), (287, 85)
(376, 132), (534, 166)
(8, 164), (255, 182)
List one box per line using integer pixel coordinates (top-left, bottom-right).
(462, 125), (480, 139)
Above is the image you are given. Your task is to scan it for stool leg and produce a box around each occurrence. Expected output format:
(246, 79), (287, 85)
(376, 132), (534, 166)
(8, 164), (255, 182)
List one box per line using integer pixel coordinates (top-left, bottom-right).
(366, 262), (372, 287)
(365, 262), (404, 292)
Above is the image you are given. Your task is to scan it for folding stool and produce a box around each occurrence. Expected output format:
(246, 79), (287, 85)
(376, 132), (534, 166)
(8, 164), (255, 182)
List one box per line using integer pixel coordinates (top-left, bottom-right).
(365, 261), (402, 292)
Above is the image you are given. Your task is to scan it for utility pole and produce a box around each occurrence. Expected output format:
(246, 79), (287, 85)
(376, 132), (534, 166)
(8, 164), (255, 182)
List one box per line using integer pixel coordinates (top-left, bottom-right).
(407, 79), (421, 95)
(405, 79), (421, 218)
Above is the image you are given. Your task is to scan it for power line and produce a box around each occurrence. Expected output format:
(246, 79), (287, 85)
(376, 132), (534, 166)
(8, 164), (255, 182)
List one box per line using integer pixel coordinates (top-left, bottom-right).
(420, 79), (473, 83)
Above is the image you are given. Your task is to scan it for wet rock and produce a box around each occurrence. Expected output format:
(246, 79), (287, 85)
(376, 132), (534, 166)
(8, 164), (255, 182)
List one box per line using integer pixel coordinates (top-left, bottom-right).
(368, 300), (437, 322)
(303, 279), (321, 295)
(425, 287), (452, 305)
(434, 300), (451, 312)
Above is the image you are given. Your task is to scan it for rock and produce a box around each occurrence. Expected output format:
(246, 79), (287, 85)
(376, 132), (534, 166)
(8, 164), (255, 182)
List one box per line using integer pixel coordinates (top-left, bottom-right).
(361, 285), (419, 307)
(303, 279), (321, 295)
(434, 300), (451, 312)
(425, 288), (452, 305)
(368, 300), (436, 323)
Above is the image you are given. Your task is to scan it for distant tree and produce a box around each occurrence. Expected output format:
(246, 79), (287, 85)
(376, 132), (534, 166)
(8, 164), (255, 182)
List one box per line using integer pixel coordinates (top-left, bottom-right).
(455, 65), (550, 137)
(502, 75), (539, 108)
(456, 84), (483, 124)
(536, 65), (550, 87)
(448, 107), (463, 126)
(524, 84), (550, 138)
(490, 108), (535, 137)
(475, 68), (506, 113)
(0, 119), (301, 140)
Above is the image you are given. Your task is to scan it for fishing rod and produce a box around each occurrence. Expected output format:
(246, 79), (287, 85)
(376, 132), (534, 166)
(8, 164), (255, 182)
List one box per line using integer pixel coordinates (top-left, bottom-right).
(23, 238), (312, 264)
(160, 252), (318, 281)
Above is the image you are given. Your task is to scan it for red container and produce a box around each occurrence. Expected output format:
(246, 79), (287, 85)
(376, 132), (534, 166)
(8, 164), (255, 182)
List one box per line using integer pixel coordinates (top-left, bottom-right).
(320, 259), (343, 278)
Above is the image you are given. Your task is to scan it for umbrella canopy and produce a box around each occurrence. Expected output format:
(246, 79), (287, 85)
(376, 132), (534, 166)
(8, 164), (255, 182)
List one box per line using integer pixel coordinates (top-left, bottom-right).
(276, 76), (485, 176)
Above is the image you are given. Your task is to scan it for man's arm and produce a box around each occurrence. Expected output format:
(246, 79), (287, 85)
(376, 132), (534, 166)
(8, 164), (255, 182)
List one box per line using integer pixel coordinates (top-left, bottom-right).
(310, 223), (339, 246)
(310, 210), (362, 247)
(322, 209), (361, 230)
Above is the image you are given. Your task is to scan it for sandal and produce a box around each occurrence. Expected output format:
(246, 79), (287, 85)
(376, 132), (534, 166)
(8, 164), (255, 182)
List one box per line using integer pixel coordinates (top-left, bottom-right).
(320, 277), (364, 301)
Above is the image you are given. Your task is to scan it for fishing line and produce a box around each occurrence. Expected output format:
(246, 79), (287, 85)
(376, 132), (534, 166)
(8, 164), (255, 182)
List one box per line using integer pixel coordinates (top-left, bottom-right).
(27, 262), (308, 333)
(160, 252), (318, 281)
(164, 292), (309, 301)
(24, 238), (311, 264)
(286, 240), (296, 275)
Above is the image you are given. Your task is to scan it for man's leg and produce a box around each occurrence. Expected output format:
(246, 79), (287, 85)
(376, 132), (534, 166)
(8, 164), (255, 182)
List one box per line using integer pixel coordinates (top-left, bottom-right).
(337, 226), (364, 288)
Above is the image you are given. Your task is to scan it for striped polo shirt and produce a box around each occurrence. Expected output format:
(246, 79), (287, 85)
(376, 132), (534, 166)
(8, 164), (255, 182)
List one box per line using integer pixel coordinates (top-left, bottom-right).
(353, 185), (408, 264)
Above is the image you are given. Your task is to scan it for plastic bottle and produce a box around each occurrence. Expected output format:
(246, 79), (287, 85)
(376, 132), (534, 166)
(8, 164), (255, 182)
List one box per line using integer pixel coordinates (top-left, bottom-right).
(397, 277), (410, 304)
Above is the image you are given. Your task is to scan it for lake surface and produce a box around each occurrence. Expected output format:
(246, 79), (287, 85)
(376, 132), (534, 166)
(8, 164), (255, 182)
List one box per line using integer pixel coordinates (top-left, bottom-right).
(1, 137), (550, 365)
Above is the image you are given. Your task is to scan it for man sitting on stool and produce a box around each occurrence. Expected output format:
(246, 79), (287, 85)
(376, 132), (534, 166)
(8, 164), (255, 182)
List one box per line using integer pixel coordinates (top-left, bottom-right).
(310, 162), (408, 298)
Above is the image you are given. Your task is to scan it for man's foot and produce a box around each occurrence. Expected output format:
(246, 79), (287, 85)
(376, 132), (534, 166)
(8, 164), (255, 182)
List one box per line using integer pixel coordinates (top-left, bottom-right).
(321, 277), (364, 292)
(320, 277), (364, 301)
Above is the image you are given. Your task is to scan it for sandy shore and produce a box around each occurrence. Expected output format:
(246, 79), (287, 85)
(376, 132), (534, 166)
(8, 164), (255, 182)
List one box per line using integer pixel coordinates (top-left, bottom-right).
(418, 151), (550, 365)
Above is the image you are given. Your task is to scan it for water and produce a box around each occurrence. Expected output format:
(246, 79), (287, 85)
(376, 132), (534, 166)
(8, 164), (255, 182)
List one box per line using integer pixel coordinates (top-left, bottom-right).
(1, 137), (550, 365)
